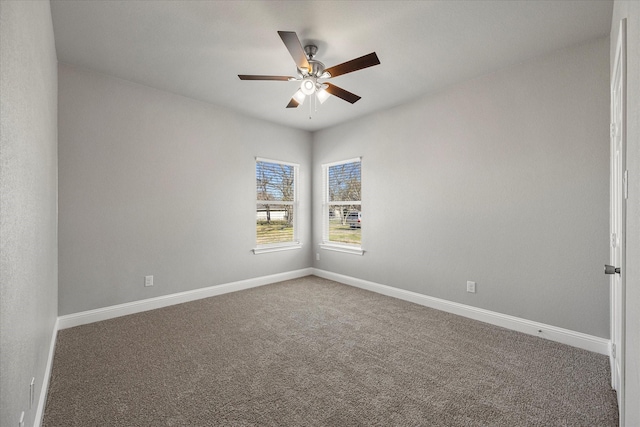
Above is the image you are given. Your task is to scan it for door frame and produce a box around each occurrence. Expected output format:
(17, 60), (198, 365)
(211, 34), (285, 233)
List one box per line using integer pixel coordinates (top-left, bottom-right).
(610, 17), (626, 425)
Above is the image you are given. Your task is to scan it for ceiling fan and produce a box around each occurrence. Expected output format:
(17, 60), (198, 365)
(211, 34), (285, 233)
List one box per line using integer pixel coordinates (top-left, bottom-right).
(239, 31), (380, 109)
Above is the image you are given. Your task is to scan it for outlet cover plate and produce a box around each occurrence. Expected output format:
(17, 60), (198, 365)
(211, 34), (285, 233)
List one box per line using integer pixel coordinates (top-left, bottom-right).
(466, 281), (476, 293)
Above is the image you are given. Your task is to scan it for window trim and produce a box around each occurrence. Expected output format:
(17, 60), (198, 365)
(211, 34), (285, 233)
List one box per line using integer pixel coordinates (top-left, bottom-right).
(253, 157), (300, 254)
(253, 242), (302, 255)
(319, 242), (364, 256)
(321, 157), (363, 255)
(256, 156), (299, 168)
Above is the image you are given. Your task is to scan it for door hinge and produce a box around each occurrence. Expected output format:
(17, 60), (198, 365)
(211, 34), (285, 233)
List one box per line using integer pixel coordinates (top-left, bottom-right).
(612, 343), (616, 359)
(611, 233), (617, 248)
(610, 123), (617, 138)
(624, 170), (628, 200)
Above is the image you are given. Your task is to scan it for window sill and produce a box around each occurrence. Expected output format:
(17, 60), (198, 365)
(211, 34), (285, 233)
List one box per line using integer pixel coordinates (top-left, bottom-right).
(253, 242), (302, 255)
(320, 243), (364, 256)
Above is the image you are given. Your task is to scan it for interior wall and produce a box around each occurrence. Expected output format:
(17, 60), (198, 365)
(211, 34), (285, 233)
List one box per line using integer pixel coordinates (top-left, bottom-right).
(58, 64), (312, 315)
(611, 1), (640, 424)
(312, 37), (610, 338)
(0, 2), (59, 427)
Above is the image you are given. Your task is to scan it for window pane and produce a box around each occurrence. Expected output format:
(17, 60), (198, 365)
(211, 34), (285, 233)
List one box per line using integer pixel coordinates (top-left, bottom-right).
(257, 203), (294, 245)
(255, 159), (297, 247)
(257, 161), (294, 202)
(325, 160), (361, 246)
(328, 204), (361, 245)
(329, 162), (361, 202)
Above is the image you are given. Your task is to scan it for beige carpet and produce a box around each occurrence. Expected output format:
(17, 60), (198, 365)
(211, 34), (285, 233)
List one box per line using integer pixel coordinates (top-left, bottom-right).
(43, 276), (618, 426)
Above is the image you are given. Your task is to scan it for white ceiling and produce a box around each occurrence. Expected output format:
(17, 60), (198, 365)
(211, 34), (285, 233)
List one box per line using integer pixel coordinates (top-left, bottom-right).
(50, 0), (613, 132)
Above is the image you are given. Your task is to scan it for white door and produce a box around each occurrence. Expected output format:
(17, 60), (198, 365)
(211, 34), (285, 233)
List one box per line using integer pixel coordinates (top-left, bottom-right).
(609, 18), (626, 422)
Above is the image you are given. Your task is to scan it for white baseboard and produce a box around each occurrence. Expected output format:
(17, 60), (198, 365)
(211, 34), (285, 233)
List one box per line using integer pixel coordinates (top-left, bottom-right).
(57, 267), (610, 355)
(312, 268), (610, 356)
(58, 268), (313, 330)
(34, 317), (59, 427)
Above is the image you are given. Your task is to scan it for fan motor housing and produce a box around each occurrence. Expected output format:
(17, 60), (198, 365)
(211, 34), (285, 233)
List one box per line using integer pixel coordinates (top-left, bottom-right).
(303, 45), (325, 77)
(309, 60), (326, 77)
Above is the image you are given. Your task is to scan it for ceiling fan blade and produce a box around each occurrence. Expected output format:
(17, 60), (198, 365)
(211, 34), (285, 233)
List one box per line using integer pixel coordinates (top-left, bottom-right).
(238, 75), (294, 81)
(278, 31), (310, 71)
(286, 98), (300, 108)
(325, 52), (380, 78)
(325, 83), (361, 104)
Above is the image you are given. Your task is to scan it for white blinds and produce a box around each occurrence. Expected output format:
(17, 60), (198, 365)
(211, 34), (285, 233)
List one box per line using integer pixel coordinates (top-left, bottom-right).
(256, 159), (297, 246)
(324, 159), (361, 246)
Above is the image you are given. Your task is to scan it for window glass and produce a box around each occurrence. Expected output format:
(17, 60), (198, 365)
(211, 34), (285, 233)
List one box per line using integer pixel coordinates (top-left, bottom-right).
(256, 159), (298, 246)
(323, 159), (361, 247)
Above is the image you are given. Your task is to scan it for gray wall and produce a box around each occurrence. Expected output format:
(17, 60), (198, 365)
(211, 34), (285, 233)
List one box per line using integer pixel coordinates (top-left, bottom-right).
(313, 37), (610, 338)
(611, 1), (640, 424)
(58, 64), (312, 315)
(0, 2), (58, 427)
(1, 3), (630, 424)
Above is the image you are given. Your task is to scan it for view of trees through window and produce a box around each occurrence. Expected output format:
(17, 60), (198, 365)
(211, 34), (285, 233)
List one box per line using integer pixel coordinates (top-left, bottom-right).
(327, 160), (361, 245)
(256, 160), (296, 245)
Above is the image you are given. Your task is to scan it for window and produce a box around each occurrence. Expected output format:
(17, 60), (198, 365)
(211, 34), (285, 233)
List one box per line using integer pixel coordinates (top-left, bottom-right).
(321, 158), (363, 255)
(254, 158), (300, 254)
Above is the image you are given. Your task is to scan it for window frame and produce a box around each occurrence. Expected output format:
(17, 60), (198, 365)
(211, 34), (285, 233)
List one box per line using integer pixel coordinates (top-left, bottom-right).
(253, 157), (301, 255)
(320, 157), (364, 256)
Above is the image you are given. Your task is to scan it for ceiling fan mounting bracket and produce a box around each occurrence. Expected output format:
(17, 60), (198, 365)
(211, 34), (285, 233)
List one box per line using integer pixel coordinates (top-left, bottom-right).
(304, 45), (318, 59)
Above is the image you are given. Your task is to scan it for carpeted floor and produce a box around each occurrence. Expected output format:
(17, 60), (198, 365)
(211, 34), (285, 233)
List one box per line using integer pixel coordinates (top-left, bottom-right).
(43, 276), (618, 426)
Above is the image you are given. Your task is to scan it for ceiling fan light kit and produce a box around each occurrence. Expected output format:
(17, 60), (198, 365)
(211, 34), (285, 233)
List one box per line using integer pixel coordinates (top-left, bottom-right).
(300, 77), (316, 95)
(316, 87), (330, 104)
(238, 31), (380, 116)
(292, 89), (306, 105)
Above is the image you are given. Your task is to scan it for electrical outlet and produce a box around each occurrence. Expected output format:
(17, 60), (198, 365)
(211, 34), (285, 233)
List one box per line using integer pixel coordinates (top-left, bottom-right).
(316, 253), (320, 261)
(466, 281), (476, 293)
(144, 275), (153, 287)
